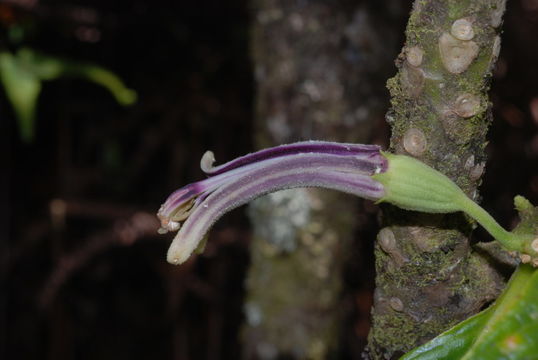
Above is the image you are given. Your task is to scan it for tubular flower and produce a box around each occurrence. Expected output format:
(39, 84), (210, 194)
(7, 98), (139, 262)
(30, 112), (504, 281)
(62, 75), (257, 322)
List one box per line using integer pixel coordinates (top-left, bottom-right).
(158, 141), (386, 264)
(158, 141), (538, 265)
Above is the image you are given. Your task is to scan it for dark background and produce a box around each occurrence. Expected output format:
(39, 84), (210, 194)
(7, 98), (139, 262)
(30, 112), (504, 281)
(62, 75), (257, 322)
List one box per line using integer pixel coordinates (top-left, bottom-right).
(2, 0), (538, 359)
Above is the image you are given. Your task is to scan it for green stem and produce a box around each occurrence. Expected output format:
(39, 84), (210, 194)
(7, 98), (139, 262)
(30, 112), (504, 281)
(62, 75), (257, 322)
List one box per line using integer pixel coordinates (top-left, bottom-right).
(457, 195), (522, 252)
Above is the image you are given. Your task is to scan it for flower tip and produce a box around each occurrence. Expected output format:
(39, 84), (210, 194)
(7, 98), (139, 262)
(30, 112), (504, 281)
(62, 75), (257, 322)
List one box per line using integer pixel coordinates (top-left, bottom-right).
(157, 211), (181, 233)
(166, 234), (195, 265)
(200, 150), (216, 173)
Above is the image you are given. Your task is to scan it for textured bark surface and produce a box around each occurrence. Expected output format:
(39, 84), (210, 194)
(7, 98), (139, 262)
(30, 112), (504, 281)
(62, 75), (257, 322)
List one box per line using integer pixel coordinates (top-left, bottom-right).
(367, 1), (508, 359)
(245, 1), (402, 359)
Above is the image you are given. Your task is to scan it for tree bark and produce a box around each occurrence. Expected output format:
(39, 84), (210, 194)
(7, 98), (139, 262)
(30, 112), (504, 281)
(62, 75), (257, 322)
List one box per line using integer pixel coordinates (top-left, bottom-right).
(245, 1), (403, 358)
(367, 1), (508, 359)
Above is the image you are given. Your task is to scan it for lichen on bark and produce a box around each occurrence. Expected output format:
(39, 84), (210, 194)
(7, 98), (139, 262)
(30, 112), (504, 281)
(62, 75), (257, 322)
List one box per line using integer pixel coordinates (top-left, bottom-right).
(367, 1), (508, 359)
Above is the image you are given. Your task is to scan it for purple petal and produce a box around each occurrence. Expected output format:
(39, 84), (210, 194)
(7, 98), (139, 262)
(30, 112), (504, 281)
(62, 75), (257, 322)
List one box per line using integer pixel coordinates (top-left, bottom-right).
(159, 143), (385, 225)
(201, 140), (384, 175)
(166, 152), (385, 264)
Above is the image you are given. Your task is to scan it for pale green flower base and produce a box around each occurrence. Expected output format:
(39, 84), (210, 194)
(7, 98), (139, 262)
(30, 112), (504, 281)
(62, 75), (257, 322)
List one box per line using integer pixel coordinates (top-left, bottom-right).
(374, 153), (538, 264)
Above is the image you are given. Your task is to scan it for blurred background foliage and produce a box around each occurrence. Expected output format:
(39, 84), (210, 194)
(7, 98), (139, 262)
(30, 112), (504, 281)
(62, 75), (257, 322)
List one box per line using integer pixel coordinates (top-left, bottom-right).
(2, 0), (538, 359)
(0, 47), (136, 141)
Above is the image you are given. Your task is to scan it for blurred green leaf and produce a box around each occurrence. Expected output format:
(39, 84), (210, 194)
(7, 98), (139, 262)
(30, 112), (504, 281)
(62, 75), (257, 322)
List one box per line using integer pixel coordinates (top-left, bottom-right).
(0, 47), (137, 142)
(402, 265), (538, 360)
(0, 51), (41, 142)
(16, 48), (137, 105)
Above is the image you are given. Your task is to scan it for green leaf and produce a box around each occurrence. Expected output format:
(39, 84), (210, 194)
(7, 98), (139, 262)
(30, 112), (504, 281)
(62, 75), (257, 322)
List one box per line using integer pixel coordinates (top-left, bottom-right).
(0, 51), (41, 142)
(0, 48), (137, 142)
(16, 48), (137, 105)
(402, 265), (538, 360)
(399, 310), (491, 360)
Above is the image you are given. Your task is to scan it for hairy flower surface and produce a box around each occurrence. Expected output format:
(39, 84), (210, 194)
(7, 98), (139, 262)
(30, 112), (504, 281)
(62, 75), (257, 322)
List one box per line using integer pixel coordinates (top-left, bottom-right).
(158, 141), (387, 264)
(159, 141), (538, 265)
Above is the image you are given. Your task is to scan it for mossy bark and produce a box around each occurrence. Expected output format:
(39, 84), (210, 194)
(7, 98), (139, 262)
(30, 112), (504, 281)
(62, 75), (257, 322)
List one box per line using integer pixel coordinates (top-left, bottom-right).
(367, 1), (508, 359)
(245, 1), (401, 358)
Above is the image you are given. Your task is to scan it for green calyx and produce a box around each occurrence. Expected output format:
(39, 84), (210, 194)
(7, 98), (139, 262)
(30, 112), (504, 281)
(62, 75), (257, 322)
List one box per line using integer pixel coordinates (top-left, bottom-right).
(373, 153), (538, 264)
(373, 152), (466, 214)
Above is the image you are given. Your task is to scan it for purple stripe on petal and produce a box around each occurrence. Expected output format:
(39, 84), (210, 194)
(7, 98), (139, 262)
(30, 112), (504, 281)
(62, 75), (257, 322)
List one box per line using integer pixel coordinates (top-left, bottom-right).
(161, 149), (386, 218)
(160, 163), (260, 217)
(166, 152), (385, 264)
(158, 141), (390, 264)
(202, 140), (382, 175)
(159, 183), (203, 217)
